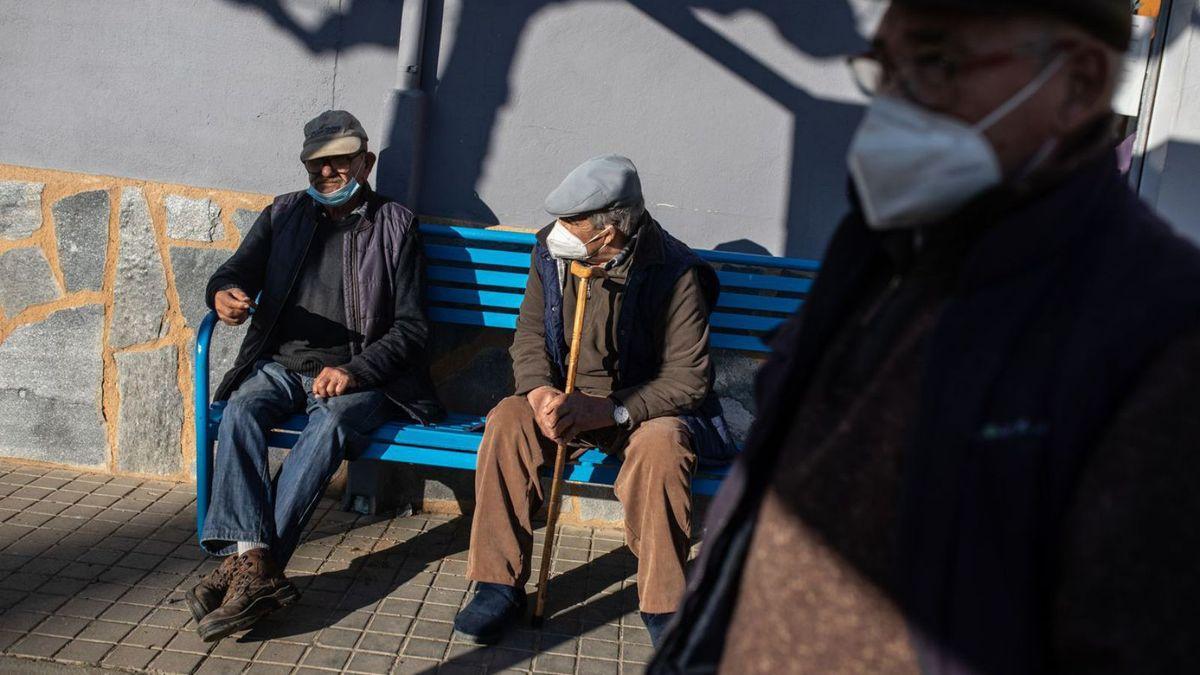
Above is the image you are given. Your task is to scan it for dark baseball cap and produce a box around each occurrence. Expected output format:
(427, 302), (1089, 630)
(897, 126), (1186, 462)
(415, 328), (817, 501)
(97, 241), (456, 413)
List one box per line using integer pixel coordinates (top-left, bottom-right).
(891, 0), (1132, 51)
(301, 110), (369, 161)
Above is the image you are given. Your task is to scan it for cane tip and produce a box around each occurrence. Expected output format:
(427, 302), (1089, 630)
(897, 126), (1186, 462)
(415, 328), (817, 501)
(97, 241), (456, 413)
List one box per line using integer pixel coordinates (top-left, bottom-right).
(530, 614), (545, 628)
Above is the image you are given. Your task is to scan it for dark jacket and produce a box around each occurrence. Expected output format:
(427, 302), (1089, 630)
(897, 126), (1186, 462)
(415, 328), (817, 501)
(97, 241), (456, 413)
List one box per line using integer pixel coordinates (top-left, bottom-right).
(532, 216), (738, 462)
(205, 188), (443, 424)
(651, 153), (1200, 673)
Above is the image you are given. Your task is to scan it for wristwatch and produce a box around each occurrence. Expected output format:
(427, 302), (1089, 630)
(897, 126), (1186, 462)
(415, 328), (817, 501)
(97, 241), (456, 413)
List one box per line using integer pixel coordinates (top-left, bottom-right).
(609, 397), (631, 428)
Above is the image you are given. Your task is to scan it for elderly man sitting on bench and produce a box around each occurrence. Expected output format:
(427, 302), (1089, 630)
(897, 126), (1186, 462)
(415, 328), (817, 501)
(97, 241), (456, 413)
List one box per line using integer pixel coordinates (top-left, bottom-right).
(186, 110), (442, 642)
(453, 154), (737, 647)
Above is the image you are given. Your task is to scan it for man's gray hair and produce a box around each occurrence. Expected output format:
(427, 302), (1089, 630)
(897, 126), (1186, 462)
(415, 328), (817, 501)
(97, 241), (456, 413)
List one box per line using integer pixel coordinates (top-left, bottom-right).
(588, 201), (646, 236)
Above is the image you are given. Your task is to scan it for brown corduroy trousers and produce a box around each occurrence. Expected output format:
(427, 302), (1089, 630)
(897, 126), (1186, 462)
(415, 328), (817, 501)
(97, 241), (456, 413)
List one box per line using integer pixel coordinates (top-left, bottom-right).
(465, 395), (697, 614)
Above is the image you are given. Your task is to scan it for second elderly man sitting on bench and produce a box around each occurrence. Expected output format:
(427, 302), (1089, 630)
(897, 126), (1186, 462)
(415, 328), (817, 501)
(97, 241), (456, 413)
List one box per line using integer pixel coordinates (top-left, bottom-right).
(453, 154), (737, 647)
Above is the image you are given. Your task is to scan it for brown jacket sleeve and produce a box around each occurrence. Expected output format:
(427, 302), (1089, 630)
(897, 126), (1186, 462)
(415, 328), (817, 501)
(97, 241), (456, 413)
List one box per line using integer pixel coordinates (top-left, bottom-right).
(510, 260), (558, 396)
(612, 268), (713, 426)
(1051, 326), (1200, 673)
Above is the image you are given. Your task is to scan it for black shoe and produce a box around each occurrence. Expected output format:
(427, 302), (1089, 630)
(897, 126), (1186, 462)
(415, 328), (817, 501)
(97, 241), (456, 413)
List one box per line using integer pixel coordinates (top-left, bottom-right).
(641, 611), (674, 649)
(196, 549), (300, 642)
(453, 582), (526, 644)
(185, 553), (241, 623)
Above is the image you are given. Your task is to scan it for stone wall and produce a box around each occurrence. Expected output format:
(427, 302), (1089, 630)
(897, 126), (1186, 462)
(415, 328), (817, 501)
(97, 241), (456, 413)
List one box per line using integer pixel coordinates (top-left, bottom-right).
(0, 163), (766, 526)
(0, 164), (270, 478)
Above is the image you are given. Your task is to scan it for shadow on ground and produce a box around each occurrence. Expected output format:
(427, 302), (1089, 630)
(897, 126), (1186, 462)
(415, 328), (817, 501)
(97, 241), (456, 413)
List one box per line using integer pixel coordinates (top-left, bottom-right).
(0, 460), (653, 673)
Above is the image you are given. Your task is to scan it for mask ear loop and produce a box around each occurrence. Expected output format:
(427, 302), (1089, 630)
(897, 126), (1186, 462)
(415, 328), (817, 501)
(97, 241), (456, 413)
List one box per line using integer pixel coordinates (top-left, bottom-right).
(1014, 137), (1061, 182)
(974, 52), (1069, 133)
(580, 225), (615, 262)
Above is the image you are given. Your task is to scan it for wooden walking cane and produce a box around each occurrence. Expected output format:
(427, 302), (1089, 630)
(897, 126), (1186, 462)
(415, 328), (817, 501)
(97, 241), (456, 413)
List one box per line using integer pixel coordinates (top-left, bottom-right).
(532, 260), (607, 626)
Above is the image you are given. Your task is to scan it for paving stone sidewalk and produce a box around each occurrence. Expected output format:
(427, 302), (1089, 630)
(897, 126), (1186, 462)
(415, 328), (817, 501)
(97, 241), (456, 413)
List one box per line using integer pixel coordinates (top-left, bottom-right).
(0, 459), (655, 674)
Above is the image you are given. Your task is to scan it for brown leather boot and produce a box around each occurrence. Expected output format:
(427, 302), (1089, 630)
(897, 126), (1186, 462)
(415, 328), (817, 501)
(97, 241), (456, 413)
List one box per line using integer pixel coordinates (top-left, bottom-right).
(185, 553), (241, 622)
(196, 549), (300, 642)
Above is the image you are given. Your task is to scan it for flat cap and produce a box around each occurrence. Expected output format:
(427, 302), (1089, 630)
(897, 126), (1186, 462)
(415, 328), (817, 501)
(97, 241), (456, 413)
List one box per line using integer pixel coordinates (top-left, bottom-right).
(301, 110), (368, 161)
(545, 154), (643, 218)
(892, 0), (1132, 51)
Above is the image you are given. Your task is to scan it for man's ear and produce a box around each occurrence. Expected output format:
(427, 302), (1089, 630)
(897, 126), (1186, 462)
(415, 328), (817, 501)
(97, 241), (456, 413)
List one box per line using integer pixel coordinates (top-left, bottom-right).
(361, 151), (378, 179)
(1056, 44), (1114, 135)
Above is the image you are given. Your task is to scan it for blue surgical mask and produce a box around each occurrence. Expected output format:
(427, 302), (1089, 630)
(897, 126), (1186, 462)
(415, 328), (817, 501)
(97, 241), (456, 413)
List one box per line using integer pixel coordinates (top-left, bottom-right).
(307, 178), (361, 207)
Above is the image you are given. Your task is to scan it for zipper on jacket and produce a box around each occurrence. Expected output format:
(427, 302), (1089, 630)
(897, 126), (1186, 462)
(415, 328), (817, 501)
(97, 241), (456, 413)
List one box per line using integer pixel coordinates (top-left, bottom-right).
(349, 228), (361, 349)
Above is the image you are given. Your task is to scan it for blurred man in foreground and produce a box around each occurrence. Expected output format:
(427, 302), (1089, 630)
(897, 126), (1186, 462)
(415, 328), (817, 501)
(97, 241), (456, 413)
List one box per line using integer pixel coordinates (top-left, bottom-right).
(653, 1), (1200, 672)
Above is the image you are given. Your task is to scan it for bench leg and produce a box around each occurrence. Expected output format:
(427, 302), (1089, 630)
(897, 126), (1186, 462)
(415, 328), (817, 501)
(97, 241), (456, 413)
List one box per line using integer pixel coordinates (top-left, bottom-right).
(341, 460), (413, 516)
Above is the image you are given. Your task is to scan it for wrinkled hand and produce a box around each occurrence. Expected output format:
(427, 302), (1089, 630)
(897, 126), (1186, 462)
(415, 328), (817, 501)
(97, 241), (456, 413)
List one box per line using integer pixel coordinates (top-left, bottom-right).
(313, 367), (356, 398)
(545, 391), (615, 443)
(527, 386), (566, 441)
(214, 287), (256, 326)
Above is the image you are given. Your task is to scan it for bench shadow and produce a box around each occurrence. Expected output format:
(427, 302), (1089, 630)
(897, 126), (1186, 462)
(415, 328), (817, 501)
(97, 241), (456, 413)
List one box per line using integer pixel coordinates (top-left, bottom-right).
(432, 545), (645, 673)
(239, 515), (471, 642)
(235, 507), (646, 662)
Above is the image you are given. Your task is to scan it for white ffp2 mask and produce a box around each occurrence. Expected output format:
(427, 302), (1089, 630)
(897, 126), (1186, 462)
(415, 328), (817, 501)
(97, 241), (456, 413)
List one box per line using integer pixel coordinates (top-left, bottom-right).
(546, 221), (610, 260)
(847, 54), (1066, 230)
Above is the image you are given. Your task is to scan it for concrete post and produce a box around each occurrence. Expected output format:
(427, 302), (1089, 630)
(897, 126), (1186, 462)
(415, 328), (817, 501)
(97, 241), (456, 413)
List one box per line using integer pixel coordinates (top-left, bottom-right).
(376, 0), (430, 210)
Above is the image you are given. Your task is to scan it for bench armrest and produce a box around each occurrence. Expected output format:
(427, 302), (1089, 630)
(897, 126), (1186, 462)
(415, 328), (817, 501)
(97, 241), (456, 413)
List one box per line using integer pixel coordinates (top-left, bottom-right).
(194, 310), (219, 538)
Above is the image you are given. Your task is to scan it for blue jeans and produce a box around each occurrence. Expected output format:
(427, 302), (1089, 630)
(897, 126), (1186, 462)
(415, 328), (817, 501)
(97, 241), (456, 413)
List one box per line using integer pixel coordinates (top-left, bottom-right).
(200, 360), (391, 563)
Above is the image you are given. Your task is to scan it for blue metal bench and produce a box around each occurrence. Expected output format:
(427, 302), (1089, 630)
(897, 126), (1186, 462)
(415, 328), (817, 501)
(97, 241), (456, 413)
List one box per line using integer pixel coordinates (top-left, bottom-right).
(194, 223), (818, 534)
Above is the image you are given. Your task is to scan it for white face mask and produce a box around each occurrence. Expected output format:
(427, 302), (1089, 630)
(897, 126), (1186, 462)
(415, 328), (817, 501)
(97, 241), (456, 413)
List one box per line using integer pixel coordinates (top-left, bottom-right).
(546, 221), (610, 260)
(847, 54), (1067, 230)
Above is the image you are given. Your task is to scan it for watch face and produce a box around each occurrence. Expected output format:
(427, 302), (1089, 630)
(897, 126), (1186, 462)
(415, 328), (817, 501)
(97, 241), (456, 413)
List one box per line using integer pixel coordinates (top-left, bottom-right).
(614, 406), (630, 425)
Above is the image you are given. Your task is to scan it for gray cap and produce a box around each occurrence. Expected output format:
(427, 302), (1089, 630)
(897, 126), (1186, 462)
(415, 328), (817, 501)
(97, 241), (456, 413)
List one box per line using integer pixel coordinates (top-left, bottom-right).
(544, 154), (643, 218)
(301, 110), (368, 161)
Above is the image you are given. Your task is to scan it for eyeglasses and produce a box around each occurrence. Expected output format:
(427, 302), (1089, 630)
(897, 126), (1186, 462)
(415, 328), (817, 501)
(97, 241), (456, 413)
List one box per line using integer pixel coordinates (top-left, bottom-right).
(847, 41), (1071, 109)
(303, 152), (363, 175)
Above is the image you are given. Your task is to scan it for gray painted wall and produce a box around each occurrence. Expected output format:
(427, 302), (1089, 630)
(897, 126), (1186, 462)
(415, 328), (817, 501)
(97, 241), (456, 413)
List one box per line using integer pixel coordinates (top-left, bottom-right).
(1139, 0), (1200, 239)
(1, 0), (878, 259)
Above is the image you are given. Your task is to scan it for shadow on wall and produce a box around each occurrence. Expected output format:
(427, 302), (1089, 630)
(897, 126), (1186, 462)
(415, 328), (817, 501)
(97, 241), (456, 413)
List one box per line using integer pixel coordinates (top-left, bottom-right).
(421, 0), (868, 258)
(628, 1), (866, 258)
(219, 0), (403, 53)
(1144, 139), (1200, 240)
(219, 0), (868, 259)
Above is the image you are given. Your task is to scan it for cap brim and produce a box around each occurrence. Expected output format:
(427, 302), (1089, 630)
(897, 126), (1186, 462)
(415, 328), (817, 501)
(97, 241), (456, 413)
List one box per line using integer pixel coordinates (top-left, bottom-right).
(301, 136), (364, 161)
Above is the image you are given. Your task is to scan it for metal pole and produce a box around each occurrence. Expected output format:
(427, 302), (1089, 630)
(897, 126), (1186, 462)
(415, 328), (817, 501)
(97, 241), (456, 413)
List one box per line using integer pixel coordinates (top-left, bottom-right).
(397, 0), (428, 91)
(376, 0), (431, 208)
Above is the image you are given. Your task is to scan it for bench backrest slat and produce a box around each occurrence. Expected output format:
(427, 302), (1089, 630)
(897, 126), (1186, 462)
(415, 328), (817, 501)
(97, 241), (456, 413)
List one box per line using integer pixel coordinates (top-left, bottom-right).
(418, 222), (818, 353)
(428, 286), (525, 309)
(710, 313), (784, 332)
(428, 265), (529, 289)
(717, 292), (803, 314)
(429, 307), (519, 330)
(425, 243), (532, 268)
(716, 270), (812, 294)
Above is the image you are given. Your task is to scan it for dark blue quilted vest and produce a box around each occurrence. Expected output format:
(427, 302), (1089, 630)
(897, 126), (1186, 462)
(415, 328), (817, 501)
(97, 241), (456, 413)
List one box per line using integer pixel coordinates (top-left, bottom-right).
(533, 218), (738, 462)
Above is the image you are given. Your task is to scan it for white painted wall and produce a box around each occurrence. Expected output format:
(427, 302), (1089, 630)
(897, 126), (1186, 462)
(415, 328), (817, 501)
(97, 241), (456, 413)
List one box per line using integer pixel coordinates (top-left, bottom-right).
(1139, 0), (1200, 241)
(0, 0), (881, 259)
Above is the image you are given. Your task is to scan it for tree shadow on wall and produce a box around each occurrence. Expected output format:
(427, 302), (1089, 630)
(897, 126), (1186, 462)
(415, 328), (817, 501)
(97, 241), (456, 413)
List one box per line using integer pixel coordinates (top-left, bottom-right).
(420, 0), (868, 257)
(220, 0), (403, 53)
(219, 0), (868, 258)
